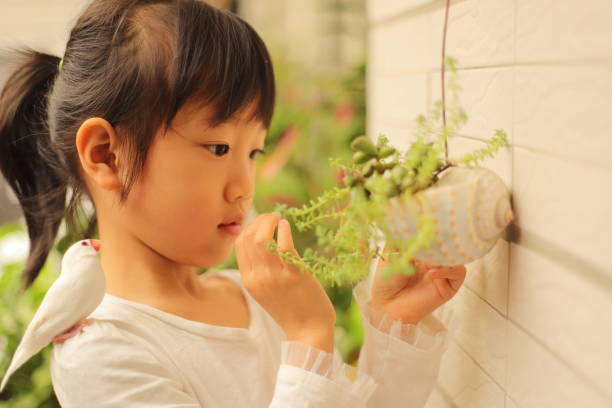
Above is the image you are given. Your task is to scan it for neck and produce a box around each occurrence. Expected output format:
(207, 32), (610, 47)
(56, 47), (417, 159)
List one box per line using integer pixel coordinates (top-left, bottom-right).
(96, 224), (204, 304)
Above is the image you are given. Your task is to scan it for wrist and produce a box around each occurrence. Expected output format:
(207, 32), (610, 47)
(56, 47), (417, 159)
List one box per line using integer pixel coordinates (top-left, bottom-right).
(368, 300), (422, 325)
(286, 329), (334, 353)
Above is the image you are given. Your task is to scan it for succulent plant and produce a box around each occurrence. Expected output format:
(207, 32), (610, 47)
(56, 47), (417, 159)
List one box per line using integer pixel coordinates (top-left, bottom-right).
(267, 57), (510, 287)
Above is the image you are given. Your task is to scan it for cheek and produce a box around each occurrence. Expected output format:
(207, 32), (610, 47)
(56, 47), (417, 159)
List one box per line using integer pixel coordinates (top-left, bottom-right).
(122, 179), (232, 268)
(136, 141), (218, 215)
(120, 148), (234, 264)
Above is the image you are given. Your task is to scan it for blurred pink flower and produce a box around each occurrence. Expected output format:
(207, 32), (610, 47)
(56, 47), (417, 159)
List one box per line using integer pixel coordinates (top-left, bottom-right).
(260, 125), (300, 181)
(337, 169), (346, 186)
(334, 103), (354, 124)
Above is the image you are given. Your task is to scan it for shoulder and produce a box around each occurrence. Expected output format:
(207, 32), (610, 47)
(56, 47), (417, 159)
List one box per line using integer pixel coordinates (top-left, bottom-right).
(51, 294), (181, 374)
(50, 318), (195, 406)
(51, 318), (183, 397)
(51, 317), (160, 371)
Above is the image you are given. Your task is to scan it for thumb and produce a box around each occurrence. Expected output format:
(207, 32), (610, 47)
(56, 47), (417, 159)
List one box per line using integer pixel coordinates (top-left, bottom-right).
(277, 219), (296, 254)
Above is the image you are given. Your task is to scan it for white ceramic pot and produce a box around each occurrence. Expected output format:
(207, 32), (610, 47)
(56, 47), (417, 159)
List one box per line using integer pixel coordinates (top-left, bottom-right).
(385, 166), (514, 266)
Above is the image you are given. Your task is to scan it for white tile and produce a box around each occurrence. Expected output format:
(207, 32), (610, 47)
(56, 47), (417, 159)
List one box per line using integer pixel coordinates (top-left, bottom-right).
(436, 341), (505, 407)
(369, 12), (436, 76)
(430, 0), (514, 68)
(453, 287), (508, 388)
(506, 319), (612, 407)
(512, 147), (612, 275)
(463, 239), (509, 316)
(429, 67), (513, 143)
(509, 243), (612, 400)
(516, 0), (612, 64)
(367, 0), (435, 24)
(514, 65), (612, 171)
(367, 73), (430, 149)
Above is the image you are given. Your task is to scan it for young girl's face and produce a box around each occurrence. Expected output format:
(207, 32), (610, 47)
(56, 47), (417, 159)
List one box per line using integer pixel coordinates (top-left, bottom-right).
(120, 101), (267, 269)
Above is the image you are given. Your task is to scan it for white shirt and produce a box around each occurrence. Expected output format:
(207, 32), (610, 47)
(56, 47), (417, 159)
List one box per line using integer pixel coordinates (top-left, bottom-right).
(51, 268), (458, 407)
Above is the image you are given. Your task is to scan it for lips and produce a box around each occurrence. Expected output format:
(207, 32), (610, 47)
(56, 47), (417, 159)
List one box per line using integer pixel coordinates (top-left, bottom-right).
(218, 214), (245, 227)
(218, 223), (241, 236)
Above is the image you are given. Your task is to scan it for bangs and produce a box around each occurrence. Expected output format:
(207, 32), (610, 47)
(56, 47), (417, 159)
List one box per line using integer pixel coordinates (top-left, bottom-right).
(165, 2), (275, 129)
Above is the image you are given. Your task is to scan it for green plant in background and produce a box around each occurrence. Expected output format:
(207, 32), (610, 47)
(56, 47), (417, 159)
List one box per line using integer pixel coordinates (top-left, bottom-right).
(268, 56), (509, 287)
(0, 222), (60, 407)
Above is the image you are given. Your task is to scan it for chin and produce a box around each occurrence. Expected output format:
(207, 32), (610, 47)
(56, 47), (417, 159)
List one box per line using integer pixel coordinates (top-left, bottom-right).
(194, 246), (233, 269)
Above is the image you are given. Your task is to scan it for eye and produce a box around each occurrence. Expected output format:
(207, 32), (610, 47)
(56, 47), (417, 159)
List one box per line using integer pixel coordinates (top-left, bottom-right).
(204, 144), (230, 157)
(251, 149), (266, 160)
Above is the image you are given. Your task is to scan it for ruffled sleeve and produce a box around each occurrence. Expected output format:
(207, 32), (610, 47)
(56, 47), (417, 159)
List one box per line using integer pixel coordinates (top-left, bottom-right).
(352, 277), (460, 407)
(269, 340), (378, 407)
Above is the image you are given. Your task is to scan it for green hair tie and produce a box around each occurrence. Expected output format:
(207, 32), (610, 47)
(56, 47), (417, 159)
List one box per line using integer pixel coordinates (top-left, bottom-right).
(58, 58), (64, 71)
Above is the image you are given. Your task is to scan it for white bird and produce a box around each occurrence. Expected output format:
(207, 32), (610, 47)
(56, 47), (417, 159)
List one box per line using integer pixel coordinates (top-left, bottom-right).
(0, 238), (105, 392)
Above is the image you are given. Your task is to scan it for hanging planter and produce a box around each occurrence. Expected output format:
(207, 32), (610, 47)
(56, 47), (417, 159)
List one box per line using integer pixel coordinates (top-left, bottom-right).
(385, 165), (513, 266)
(267, 57), (513, 286)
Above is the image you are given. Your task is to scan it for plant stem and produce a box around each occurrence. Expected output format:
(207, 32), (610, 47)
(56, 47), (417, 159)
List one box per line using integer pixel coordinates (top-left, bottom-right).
(441, 0), (451, 160)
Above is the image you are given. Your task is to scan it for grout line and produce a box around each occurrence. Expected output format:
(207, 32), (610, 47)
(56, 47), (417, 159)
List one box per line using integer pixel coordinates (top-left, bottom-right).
(369, 0), (470, 28)
(371, 57), (612, 81)
(507, 394), (522, 408)
(508, 0), (517, 397)
(506, 225), (612, 293)
(432, 383), (460, 408)
(505, 315), (612, 404)
(455, 286), (612, 404)
(508, 143), (612, 173)
(451, 134), (612, 173)
(453, 338), (507, 392)
(374, 125), (612, 173)
(463, 283), (507, 319)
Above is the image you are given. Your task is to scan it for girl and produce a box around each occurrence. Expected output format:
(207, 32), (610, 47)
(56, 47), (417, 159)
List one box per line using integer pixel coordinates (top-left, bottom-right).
(0, 0), (466, 406)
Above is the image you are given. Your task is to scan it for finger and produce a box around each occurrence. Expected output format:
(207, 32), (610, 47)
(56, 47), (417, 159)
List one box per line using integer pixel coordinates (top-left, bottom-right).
(240, 213), (267, 238)
(252, 213), (285, 269)
(429, 267), (465, 291)
(429, 265), (466, 279)
(277, 219), (297, 254)
(414, 259), (430, 268)
(254, 212), (281, 244)
(432, 274), (455, 300)
(235, 234), (253, 276)
(236, 215), (268, 277)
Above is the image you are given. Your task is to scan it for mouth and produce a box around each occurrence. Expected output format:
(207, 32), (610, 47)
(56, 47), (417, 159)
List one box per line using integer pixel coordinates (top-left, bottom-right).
(218, 222), (242, 236)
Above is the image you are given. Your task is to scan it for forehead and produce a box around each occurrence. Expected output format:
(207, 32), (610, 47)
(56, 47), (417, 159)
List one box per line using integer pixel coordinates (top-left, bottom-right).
(174, 100), (267, 140)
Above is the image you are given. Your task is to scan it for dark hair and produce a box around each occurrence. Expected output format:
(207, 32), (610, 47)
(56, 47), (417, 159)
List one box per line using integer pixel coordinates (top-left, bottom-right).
(0, 0), (275, 292)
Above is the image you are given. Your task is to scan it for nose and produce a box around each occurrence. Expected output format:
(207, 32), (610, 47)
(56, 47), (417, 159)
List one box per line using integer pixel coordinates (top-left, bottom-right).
(224, 159), (255, 205)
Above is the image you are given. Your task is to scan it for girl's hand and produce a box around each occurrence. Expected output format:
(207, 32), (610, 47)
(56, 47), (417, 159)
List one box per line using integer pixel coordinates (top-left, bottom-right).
(369, 245), (466, 324)
(234, 212), (336, 352)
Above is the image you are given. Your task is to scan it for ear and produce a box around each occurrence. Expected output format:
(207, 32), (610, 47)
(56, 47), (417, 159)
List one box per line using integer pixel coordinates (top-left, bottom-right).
(75, 117), (122, 191)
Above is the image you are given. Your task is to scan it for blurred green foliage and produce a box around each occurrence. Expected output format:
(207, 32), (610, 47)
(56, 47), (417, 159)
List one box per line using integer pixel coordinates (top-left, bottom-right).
(0, 221), (61, 407)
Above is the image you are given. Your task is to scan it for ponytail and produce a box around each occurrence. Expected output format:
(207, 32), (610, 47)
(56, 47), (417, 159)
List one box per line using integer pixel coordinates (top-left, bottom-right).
(0, 48), (68, 292)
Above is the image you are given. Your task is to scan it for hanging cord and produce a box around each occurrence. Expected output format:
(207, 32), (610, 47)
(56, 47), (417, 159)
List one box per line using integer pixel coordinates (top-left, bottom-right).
(441, 0), (451, 160)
